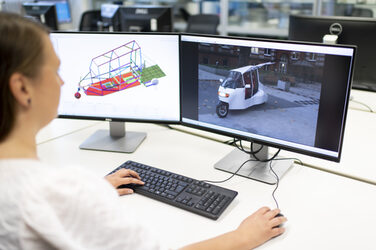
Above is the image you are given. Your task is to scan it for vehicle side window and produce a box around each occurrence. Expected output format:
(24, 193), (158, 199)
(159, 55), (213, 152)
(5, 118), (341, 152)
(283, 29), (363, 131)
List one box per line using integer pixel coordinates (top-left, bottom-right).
(243, 71), (251, 86)
(233, 72), (243, 88)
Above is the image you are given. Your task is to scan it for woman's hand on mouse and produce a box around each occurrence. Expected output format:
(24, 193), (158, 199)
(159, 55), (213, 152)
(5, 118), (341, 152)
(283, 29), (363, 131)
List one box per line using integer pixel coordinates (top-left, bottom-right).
(235, 207), (287, 249)
(105, 168), (144, 195)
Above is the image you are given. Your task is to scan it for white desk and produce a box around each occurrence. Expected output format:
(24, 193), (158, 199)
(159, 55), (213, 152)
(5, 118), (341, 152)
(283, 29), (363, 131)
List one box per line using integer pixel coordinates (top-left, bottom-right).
(36, 118), (100, 144)
(37, 121), (376, 250)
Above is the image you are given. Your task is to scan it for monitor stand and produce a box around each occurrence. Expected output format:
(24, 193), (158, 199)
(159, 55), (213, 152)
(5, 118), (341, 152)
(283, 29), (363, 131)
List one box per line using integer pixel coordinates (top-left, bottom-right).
(214, 143), (293, 185)
(79, 121), (146, 153)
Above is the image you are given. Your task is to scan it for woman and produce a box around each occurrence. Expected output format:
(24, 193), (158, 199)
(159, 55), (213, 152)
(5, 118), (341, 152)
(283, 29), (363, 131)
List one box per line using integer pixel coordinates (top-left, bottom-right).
(0, 12), (286, 250)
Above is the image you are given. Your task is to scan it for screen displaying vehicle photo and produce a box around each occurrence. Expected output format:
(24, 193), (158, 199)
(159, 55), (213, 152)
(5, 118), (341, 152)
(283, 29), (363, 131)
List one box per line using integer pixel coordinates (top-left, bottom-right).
(197, 43), (324, 147)
(51, 32), (180, 122)
(181, 35), (354, 160)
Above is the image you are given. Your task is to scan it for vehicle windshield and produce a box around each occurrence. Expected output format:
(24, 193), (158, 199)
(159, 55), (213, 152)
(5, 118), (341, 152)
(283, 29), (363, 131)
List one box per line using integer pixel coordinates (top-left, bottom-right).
(221, 71), (242, 89)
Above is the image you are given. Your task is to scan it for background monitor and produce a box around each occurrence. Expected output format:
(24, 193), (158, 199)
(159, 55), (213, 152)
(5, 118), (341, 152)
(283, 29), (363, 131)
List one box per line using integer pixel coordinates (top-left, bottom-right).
(23, 2), (58, 30)
(51, 32), (180, 153)
(288, 14), (376, 92)
(100, 3), (121, 31)
(119, 5), (173, 32)
(180, 34), (355, 184)
(43, 0), (72, 23)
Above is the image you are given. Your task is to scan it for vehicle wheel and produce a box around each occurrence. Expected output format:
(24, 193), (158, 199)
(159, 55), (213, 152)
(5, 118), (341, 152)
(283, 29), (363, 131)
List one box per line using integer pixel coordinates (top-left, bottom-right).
(216, 102), (229, 118)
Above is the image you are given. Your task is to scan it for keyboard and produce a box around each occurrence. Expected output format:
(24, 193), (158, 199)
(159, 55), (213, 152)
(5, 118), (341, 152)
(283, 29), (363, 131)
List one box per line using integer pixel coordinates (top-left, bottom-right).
(108, 160), (238, 220)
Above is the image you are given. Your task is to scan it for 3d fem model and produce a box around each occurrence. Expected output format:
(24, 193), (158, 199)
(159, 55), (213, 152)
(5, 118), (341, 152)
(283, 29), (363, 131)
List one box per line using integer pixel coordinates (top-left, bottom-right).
(74, 40), (165, 98)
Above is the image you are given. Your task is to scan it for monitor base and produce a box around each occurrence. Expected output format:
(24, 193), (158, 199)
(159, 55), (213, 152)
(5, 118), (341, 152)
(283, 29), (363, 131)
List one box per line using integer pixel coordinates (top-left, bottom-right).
(214, 147), (293, 185)
(79, 122), (146, 153)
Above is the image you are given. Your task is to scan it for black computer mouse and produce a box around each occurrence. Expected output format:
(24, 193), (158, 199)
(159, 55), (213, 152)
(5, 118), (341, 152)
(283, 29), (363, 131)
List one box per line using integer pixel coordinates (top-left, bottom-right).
(273, 213), (284, 228)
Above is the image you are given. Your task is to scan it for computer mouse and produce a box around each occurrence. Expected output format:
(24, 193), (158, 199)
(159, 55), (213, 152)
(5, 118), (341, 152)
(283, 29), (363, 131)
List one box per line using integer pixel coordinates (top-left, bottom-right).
(273, 213), (284, 228)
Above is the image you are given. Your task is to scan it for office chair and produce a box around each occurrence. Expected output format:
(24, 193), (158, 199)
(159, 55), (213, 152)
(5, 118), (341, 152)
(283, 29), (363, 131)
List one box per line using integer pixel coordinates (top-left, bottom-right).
(79, 10), (101, 31)
(186, 14), (219, 35)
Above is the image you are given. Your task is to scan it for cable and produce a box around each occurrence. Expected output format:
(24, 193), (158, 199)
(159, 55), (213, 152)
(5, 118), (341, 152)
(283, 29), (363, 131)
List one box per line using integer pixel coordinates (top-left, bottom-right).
(268, 157), (303, 209)
(350, 99), (374, 113)
(200, 158), (258, 184)
(269, 160), (280, 209)
(202, 138), (304, 209)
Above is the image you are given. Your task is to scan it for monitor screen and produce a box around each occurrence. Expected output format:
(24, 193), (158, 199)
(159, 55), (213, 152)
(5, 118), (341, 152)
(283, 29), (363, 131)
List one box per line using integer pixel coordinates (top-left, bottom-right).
(23, 2), (58, 30)
(51, 32), (180, 123)
(45, 0), (71, 23)
(118, 5), (173, 32)
(180, 34), (355, 163)
(288, 14), (376, 92)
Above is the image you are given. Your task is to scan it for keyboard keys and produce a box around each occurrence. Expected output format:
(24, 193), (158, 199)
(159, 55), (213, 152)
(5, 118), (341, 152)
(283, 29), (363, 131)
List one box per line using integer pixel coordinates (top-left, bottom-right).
(109, 160), (238, 220)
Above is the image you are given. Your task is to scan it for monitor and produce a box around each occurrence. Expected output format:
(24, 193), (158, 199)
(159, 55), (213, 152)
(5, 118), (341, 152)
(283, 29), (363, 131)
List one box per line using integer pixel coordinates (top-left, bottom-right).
(43, 0), (72, 23)
(23, 2), (58, 30)
(180, 34), (355, 184)
(118, 5), (173, 32)
(100, 3), (121, 31)
(50, 32), (180, 153)
(288, 14), (376, 92)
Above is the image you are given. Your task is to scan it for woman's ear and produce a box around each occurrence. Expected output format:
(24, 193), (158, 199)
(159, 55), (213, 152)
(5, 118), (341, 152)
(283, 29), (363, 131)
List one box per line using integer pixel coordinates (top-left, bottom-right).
(8, 72), (33, 108)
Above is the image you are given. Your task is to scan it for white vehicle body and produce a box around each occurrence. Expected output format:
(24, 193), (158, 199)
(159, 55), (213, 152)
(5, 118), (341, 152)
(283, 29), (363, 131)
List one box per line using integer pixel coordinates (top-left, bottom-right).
(218, 62), (272, 110)
(216, 62), (273, 118)
(218, 84), (267, 110)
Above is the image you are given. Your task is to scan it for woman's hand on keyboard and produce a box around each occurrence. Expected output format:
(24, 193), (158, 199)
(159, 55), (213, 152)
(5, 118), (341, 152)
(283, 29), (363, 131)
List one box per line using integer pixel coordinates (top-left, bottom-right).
(105, 168), (145, 196)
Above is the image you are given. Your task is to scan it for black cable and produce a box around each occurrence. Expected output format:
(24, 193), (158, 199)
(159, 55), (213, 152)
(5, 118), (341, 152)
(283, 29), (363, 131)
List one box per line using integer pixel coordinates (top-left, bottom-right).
(202, 138), (304, 210)
(269, 160), (280, 209)
(200, 158), (258, 184)
(249, 141), (281, 162)
(350, 99), (374, 113)
(268, 157), (303, 209)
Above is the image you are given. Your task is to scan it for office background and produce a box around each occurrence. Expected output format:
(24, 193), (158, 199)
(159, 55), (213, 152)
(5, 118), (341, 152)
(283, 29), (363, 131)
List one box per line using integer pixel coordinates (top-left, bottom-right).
(1, 0), (375, 37)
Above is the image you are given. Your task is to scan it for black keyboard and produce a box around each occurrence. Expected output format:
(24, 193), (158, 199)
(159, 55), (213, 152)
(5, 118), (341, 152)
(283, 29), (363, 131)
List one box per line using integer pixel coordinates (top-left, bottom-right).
(109, 160), (238, 220)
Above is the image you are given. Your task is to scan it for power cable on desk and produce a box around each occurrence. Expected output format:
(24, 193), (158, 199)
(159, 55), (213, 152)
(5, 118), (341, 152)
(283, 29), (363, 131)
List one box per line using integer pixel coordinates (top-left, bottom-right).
(350, 99), (374, 113)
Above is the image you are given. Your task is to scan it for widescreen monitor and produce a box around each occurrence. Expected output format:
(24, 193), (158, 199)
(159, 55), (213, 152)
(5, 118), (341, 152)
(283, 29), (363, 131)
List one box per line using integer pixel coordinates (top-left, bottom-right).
(289, 14), (376, 92)
(118, 5), (173, 32)
(180, 34), (355, 184)
(50, 32), (180, 153)
(23, 2), (58, 30)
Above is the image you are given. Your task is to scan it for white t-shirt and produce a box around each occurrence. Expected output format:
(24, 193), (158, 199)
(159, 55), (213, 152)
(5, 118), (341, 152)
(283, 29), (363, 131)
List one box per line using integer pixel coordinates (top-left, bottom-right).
(0, 159), (166, 250)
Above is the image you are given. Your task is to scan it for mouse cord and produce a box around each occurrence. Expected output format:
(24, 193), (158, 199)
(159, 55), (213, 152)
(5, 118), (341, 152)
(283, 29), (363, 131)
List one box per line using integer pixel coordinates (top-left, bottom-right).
(269, 157), (304, 209)
(269, 159), (280, 209)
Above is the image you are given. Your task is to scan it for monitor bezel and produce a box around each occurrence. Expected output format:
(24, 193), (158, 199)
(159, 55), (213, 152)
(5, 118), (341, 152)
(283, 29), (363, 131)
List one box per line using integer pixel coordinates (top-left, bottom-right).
(179, 33), (356, 162)
(52, 31), (182, 125)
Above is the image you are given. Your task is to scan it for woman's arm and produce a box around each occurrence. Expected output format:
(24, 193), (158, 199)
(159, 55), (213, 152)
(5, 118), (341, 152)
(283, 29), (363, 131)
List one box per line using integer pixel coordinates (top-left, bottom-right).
(181, 207), (286, 250)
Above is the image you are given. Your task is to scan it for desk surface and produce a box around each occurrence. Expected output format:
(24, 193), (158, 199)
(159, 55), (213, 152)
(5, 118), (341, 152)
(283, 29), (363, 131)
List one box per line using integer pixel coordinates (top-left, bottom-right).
(36, 121), (376, 250)
(36, 118), (100, 144)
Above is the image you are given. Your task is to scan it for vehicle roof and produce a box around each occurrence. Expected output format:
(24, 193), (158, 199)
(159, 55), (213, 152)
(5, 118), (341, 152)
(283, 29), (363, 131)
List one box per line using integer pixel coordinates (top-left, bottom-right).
(230, 62), (274, 74)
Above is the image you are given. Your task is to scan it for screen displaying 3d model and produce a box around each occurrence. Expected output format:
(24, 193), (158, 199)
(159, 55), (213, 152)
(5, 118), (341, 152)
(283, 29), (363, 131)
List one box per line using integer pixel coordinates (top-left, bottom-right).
(51, 33), (180, 122)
